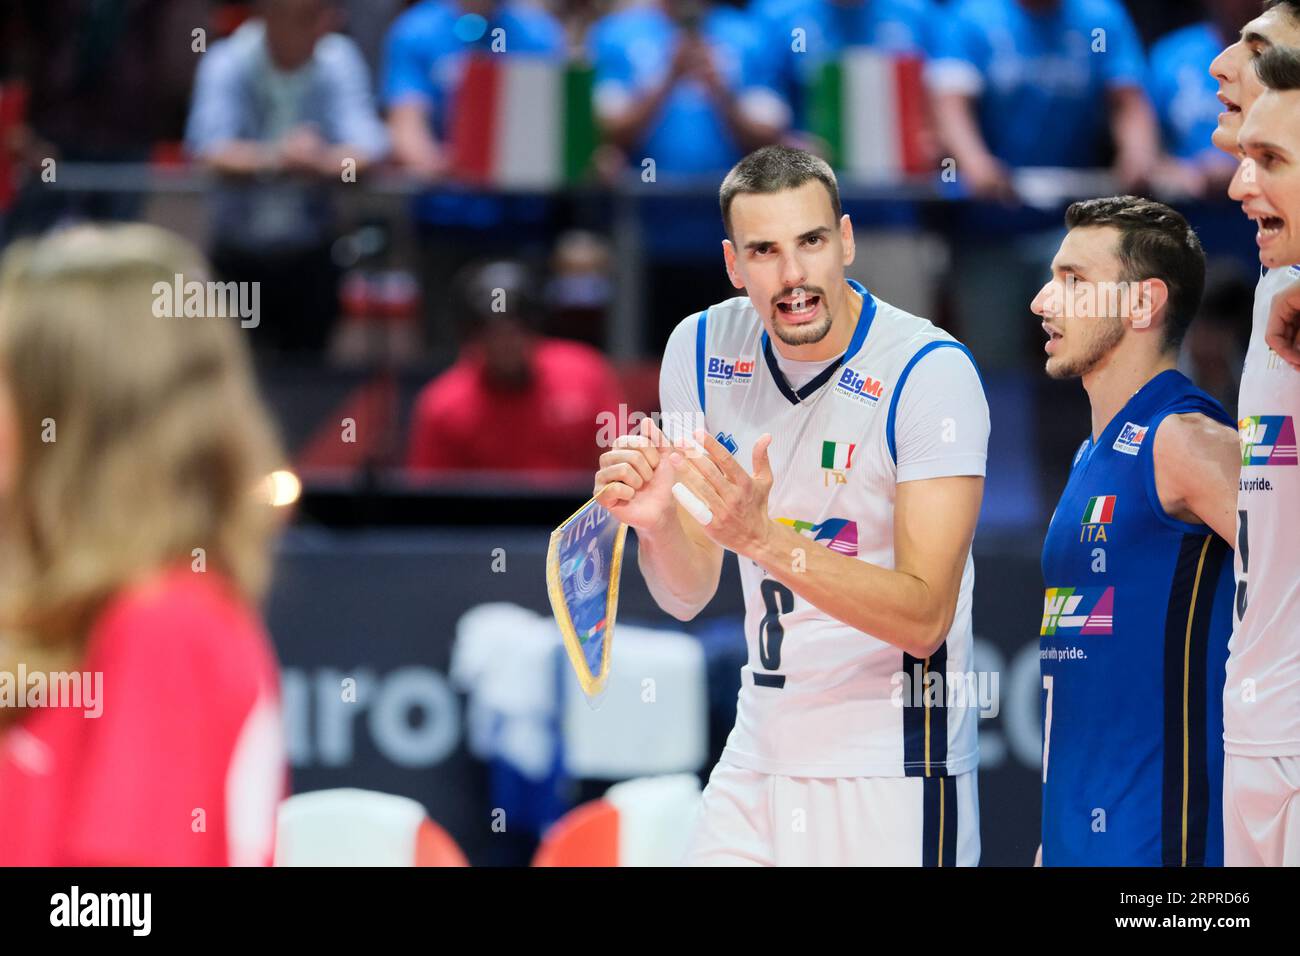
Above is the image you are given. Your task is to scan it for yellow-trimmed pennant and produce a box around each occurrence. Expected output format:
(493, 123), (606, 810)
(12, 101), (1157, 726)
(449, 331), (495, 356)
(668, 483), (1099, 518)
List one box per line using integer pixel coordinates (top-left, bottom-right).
(546, 496), (628, 699)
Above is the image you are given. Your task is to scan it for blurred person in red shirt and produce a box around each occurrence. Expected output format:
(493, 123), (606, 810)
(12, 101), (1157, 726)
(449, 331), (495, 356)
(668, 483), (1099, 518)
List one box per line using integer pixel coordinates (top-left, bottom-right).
(406, 258), (627, 475)
(0, 225), (289, 866)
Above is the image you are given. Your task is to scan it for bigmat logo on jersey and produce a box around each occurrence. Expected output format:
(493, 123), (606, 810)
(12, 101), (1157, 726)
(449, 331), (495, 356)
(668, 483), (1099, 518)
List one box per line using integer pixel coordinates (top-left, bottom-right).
(834, 367), (884, 405)
(1112, 422), (1148, 456)
(1041, 586), (1114, 636)
(706, 355), (755, 385)
(776, 516), (858, 556)
(1239, 415), (1298, 466)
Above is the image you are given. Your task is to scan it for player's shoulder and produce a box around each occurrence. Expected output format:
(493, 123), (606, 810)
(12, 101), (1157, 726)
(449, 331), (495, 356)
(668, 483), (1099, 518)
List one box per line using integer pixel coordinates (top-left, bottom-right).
(1151, 409), (1238, 483)
(666, 292), (754, 340)
(1261, 262), (1300, 292)
(1150, 370), (1231, 422)
(869, 295), (972, 363)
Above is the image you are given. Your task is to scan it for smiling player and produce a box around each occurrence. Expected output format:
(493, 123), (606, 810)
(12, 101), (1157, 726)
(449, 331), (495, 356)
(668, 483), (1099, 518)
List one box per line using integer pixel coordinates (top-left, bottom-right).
(593, 145), (989, 866)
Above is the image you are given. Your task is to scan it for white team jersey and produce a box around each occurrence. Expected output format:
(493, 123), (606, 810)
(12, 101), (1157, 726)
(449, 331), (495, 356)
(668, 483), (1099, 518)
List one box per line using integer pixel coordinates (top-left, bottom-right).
(659, 279), (990, 777)
(1225, 263), (1300, 757)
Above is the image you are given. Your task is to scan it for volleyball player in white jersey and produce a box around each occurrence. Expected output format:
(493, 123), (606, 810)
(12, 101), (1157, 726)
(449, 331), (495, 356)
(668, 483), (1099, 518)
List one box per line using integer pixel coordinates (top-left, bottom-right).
(593, 146), (989, 865)
(1219, 43), (1300, 866)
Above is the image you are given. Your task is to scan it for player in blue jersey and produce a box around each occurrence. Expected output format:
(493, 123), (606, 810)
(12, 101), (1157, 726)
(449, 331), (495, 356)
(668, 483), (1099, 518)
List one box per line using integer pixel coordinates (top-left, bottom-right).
(1029, 196), (1241, 866)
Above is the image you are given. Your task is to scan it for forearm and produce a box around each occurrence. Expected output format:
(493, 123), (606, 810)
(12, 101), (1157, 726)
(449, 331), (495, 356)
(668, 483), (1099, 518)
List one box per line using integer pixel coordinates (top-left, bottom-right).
(600, 79), (674, 152)
(931, 92), (997, 169)
(1109, 90), (1159, 170)
(713, 90), (782, 154)
(748, 520), (952, 657)
(388, 105), (444, 171)
(636, 508), (721, 621)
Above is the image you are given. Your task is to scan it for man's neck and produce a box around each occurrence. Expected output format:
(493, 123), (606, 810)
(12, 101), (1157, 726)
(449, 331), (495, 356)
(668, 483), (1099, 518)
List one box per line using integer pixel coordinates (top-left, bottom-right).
(771, 281), (863, 363)
(1082, 346), (1177, 441)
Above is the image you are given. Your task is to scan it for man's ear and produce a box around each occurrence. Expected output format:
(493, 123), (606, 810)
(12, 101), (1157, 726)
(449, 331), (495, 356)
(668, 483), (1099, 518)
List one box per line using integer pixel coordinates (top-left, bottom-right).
(722, 239), (745, 290)
(1129, 277), (1169, 332)
(840, 214), (855, 268)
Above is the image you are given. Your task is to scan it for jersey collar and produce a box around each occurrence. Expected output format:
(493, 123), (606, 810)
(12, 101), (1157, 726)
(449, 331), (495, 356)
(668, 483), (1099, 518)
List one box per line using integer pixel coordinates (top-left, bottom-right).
(761, 279), (876, 405)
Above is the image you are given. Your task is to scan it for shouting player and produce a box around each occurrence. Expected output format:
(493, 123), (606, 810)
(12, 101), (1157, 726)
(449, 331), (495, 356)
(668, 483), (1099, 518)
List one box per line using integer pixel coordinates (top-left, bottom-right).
(593, 145), (990, 866)
(1222, 44), (1300, 866)
(1032, 197), (1239, 866)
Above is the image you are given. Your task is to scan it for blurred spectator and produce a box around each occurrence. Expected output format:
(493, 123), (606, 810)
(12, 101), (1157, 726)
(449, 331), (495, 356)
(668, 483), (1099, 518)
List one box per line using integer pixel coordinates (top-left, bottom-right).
(588, 0), (789, 174)
(587, 0), (790, 349)
(382, 0), (566, 363)
(1148, 0), (1257, 198)
(929, 0), (1155, 191)
(185, 0), (389, 356)
(752, 0), (938, 132)
(543, 229), (614, 347)
(406, 259), (627, 474)
(0, 0), (207, 240)
(927, 0), (1160, 371)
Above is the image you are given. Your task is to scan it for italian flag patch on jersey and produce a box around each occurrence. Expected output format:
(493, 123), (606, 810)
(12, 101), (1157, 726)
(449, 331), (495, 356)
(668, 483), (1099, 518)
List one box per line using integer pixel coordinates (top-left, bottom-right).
(821, 441), (857, 470)
(1081, 495), (1116, 525)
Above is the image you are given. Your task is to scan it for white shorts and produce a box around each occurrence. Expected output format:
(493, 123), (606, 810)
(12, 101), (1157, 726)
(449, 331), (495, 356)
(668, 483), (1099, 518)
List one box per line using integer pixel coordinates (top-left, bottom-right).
(1223, 753), (1300, 867)
(681, 759), (980, 866)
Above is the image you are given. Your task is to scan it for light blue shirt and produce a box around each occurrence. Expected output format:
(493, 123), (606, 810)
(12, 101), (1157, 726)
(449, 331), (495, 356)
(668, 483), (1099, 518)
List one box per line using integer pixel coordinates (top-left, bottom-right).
(186, 20), (389, 250)
(1147, 22), (1232, 162)
(929, 0), (1146, 168)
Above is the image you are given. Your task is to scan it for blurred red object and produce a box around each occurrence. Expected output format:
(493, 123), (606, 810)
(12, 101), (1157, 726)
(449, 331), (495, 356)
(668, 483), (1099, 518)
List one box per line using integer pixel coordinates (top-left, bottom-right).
(531, 799), (619, 867)
(0, 81), (29, 211)
(149, 140), (187, 169)
(212, 3), (254, 38)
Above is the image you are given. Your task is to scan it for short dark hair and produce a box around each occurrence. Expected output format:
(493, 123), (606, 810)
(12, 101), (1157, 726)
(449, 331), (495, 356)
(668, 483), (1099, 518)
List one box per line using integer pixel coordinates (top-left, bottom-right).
(1063, 196), (1206, 352)
(1255, 43), (1300, 90)
(719, 145), (842, 241)
(452, 258), (542, 339)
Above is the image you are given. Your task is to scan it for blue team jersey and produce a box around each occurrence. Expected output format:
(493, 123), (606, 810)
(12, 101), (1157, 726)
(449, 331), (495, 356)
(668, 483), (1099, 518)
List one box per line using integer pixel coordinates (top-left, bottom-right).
(932, 0), (1146, 168)
(1040, 370), (1234, 866)
(1147, 22), (1231, 161)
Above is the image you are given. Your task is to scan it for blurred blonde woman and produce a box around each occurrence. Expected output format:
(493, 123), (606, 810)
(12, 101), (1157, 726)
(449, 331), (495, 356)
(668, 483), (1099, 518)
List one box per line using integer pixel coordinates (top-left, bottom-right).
(0, 224), (289, 865)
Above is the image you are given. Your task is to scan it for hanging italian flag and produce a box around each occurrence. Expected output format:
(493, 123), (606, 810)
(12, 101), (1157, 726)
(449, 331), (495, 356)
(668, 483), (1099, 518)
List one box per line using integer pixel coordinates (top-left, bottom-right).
(1081, 495), (1116, 525)
(820, 440), (856, 470)
(808, 49), (929, 180)
(448, 55), (598, 187)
